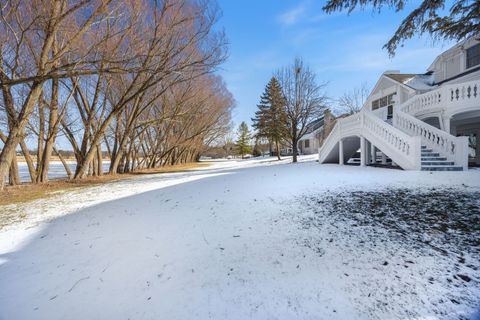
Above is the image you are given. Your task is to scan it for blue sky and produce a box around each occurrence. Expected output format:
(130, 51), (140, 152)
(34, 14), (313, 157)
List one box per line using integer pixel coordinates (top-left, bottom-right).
(216, 0), (454, 127)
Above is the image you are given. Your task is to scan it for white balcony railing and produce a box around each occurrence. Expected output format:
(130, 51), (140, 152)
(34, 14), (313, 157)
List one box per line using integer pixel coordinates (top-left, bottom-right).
(394, 79), (475, 169)
(448, 80), (480, 112)
(400, 79), (480, 116)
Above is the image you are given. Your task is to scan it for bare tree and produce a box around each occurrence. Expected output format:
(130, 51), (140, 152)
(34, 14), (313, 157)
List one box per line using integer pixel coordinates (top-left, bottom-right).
(276, 58), (328, 163)
(0, 0), (232, 189)
(337, 82), (370, 115)
(0, 0), (120, 189)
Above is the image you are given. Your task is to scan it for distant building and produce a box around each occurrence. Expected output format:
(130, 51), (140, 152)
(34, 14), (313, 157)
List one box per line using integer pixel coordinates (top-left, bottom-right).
(298, 110), (340, 155)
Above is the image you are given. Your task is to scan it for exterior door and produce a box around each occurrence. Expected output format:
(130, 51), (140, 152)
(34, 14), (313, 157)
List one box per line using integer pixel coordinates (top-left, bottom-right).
(387, 105), (393, 119)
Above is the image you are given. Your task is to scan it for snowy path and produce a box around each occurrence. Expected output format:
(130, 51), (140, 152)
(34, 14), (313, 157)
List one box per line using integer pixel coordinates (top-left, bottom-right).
(0, 158), (479, 319)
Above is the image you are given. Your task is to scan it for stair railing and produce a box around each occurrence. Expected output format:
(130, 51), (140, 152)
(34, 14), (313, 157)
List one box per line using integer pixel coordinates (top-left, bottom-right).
(362, 111), (421, 170)
(319, 110), (422, 170)
(318, 113), (361, 163)
(393, 109), (468, 169)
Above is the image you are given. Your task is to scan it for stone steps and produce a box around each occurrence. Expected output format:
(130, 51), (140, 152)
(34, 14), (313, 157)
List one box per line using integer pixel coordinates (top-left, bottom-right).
(421, 157), (447, 161)
(421, 161), (455, 166)
(421, 152), (441, 157)
(420, 145), (463, 171)
(421, 166), (463, 171)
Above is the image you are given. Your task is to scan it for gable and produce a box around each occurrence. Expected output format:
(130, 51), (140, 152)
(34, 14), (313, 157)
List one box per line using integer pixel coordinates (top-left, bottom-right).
(362, 75), (405, 110)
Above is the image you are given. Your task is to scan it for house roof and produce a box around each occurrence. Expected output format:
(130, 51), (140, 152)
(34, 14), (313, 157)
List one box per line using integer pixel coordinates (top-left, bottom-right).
(427, 36), (479, 71)
(299, 117), (325, 141)
(306, 117), (324, 132)
(384, 73), (417, 83)
(384, 73), (435, 92)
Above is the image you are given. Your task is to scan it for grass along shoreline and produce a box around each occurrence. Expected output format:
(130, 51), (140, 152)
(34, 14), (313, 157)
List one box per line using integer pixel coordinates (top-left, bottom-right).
(0, 162), (209, 207)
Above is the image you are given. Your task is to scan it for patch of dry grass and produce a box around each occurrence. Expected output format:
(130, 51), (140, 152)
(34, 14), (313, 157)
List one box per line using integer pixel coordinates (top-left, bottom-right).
(131, 162), (209, 175)
(0, 162), (209, 207)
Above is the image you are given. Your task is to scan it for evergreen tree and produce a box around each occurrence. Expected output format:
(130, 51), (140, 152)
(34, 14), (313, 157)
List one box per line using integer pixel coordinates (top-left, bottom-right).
(235, 121), (252, 159)
(252, 143), (262, 157)
(323, 0), (479, 57)
(252, 136), (263, 157)
(252, 77), (288, 160)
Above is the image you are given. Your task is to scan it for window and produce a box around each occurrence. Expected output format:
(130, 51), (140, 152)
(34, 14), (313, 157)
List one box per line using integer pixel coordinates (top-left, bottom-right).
(304, 139), (310, 148)
(380, 96), (388, 108)
(371, 92), (396, 111)
(466, 43), (480, 69)
(387, 93), (395, 105)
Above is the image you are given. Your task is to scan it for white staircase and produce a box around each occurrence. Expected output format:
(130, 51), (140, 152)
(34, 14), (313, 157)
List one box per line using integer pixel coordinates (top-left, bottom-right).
(420, 146), (462, 171)
(318, 80), (479, 171)
(319, 111), (423, 170)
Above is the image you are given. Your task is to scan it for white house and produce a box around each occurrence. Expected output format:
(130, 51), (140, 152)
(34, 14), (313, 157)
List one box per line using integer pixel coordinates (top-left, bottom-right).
(319, 36), (480, 171)
(298, 117), (324, 155)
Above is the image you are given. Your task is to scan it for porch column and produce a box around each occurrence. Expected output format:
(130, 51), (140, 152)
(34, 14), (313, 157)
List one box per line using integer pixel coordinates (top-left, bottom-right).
(442, 115), (451, 134)
(476, 129), (480, 165)
(370, 144), (376, 164)
(339, 139), (344, 165)
(438, 115), (445, 131)
(365, 141), (371, 164)
(360, 136), (366, 167)
(381, 152), (387, 165)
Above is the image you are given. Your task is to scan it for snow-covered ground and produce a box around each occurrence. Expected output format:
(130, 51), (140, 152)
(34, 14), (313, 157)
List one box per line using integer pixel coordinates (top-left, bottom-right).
(1, 156), (479, 320)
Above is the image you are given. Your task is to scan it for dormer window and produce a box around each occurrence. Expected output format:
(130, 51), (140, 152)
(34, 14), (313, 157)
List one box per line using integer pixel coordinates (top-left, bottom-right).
(466, 43), (480, 69)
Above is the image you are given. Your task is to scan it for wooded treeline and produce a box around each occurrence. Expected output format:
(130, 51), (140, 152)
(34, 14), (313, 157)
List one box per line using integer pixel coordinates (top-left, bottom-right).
(0, 0), (233, 190)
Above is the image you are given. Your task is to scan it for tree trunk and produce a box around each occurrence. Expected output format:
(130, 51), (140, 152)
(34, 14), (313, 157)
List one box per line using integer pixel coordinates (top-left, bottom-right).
(74, 110), (120, 179)
(92, 151), (98, 176)
(275, 140), (281, 160)
(0, 82), (44, 190)
(0, 131), (24, 185)
(39, 78), (59, 183)
(36, 102), (45, 182)
(292, 134), (298, 163)
(0, 129), (22, 190)
(54, 146), (72, 180)
(110, 142), (126, 174)
(9, 157), (20, 186)
(96, 145), (103, 176)
(20, 140), (37, 182)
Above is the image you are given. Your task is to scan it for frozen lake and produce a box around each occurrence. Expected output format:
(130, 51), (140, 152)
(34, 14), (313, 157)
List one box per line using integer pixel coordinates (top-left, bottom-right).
(17, 161), (111, 182)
